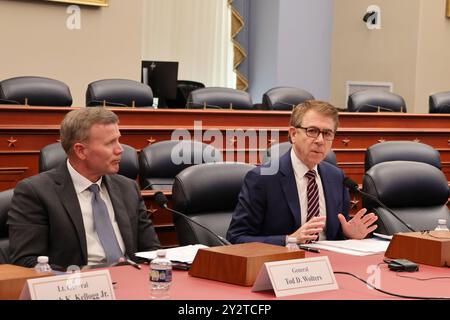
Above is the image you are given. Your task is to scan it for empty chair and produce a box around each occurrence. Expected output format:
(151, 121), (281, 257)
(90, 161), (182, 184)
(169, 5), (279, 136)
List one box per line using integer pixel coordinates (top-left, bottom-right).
(139, 140), (222, 190)
(363, 161), (450, 235)
(86, 79), (153, 107)
(172, 162), (255, 246)
(0, 76), (72, 106)
(0, 189), (13, 264)
(39, 142), (139, 180)
(186, 87), (253, 110)
(365, 141), (441, 171)
(429, 91), (450, 114)
(262, 141), (337, 166)
(164, 80), (205, 108)
(262, 87), (314, 110)
(347, 89), (406, 112)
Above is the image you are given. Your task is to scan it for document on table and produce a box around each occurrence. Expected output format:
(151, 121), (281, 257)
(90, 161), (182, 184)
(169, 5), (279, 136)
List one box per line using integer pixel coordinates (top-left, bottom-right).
(304, 238), (390, 256)
(136, 244), (208, 263)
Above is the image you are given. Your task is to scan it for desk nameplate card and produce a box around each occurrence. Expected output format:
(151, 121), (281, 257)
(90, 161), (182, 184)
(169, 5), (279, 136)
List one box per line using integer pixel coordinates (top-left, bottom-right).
(21, 270), (115, 300)
(252, 256), (338, 297)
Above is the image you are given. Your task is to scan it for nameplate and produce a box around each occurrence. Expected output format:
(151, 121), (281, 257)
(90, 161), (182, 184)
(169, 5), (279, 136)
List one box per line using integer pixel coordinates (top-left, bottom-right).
(252, 256), (338, 297)
(22, 270), (115, 300)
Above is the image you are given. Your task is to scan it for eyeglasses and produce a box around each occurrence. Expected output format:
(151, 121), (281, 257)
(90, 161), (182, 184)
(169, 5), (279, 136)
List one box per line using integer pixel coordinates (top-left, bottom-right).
(296, 126), (335, 141)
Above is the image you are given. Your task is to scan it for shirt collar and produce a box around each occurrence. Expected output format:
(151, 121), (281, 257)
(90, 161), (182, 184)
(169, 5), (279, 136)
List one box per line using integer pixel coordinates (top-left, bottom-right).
(290, 148), (318, 178)
(67, 159), (103, 194)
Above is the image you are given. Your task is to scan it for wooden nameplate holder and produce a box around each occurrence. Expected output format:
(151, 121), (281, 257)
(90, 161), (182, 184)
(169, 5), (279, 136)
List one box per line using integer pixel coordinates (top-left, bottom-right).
(0, 264), (50, 299)
(385, 231), (450, 267)
(189, 242), (305, 286)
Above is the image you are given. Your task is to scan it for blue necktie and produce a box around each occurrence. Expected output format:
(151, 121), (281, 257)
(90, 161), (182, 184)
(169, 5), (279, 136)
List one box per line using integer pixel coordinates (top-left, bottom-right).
(88, 184), (123, 264)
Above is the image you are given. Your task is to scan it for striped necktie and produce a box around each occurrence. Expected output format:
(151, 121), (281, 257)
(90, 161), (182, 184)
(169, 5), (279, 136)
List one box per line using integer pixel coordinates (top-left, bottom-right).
(305, 170), (320, 241)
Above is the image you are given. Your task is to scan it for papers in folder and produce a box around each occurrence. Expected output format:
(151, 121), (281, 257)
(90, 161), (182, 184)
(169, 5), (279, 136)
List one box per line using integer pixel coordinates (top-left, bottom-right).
(136, 244), (208, 264)
(305, 238), (390, 256)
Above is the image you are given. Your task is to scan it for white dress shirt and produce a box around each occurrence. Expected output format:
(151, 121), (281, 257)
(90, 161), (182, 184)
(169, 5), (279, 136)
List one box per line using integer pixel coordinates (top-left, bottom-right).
(290, 149), (327, 240)
(67, 160), (125, 265)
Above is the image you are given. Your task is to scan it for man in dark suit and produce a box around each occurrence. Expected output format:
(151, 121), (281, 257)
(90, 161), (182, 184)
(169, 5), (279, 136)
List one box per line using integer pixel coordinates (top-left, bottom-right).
(227, 100), (378, 246)
(8, 108), (160, 270)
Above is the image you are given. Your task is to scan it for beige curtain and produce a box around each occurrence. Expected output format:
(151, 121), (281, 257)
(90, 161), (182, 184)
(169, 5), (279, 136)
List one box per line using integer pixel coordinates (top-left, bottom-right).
(142, 0), (234, 88)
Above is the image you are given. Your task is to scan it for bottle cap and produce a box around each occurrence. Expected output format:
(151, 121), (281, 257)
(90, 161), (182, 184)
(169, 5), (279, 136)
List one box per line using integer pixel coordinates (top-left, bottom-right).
(156, 249), (166, 257)
(287, 237), (297, 243)
(438, 219), (447, 225)
(37, 256), (49, 264)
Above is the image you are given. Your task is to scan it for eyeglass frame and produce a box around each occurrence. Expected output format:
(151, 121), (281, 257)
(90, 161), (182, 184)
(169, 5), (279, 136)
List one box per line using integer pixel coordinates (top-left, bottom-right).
(294, 126), (336, 141)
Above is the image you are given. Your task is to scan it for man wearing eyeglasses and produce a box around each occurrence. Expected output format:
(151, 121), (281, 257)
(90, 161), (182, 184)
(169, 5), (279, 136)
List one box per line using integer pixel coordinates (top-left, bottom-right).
(227, 100), (378, 245)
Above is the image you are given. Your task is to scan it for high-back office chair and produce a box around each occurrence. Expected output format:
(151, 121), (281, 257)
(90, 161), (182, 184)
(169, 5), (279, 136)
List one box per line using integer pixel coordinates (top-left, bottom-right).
(262, 87), (315, 110)
(164, 80), (205, 108)
(262, 141), (337, 166)
(186, 87), (253, 110)
(86, 79), (153, 107)
(139, 140), (222, 190)
(172, 162), (255, 246)
(0, 188), (14, 264)
(347, 89), (406, 112)
(364, 141), (441, 171)
(39, 142), (139, 179)
(0, 76), (72, 106)
(429, 91), (450, 114)
(363, 161), (450, 235)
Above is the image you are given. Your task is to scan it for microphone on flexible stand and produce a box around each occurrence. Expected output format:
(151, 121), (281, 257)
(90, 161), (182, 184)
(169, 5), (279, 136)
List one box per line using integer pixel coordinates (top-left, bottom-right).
(154, 191), (231, 245)
(186, 102), (223, 109)
(86, 100), (130, 107)
(0, 98), (20, 105)
(343, 177), (416, 232)
(357, 104), (397, 112)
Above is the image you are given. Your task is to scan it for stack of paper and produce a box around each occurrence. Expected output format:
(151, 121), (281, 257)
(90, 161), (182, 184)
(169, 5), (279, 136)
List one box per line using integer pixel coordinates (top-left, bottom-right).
(305, 238), (390, 256)
(136, 244), (208, 263)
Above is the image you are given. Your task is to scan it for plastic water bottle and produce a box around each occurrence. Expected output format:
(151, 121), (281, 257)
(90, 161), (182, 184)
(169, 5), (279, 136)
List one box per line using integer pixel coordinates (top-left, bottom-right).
(34, 256), (53, 273)
(149, 250), (172, 299)
(434, 219), (449, 231)
(286, 237), (299, 250)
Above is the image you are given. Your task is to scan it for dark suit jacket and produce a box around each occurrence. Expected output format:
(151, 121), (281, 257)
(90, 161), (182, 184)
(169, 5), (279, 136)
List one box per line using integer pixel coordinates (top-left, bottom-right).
(226, 150), (350, 245)
(8, 163), (160, 269)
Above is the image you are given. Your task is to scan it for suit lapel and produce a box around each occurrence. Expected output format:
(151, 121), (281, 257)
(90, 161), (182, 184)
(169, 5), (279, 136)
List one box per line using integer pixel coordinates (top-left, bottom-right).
(52, 163), (88, 263)
(318, 163), (340, 239)
(103, 175), (134, 257)
(279, 151), (301, 227)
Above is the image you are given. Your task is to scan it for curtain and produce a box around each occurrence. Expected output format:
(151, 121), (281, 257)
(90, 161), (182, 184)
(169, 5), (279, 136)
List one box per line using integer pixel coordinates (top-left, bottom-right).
(142, 0), (234, 88)
(228, 0), (249, 91)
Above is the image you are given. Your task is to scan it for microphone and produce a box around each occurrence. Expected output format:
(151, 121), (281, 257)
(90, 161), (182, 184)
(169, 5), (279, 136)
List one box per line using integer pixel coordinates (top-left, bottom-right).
(357, 104), (396, 112)
(343, 177), (416, 232)
(86, 100), (130, 107)
(154, 191), (231, 245)
(186, 102), (224, 109)
(0, 98), (20, 105)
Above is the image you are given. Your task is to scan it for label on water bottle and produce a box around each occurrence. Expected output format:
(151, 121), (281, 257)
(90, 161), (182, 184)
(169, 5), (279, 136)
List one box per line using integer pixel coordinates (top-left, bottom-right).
(150, 269), (172, 283)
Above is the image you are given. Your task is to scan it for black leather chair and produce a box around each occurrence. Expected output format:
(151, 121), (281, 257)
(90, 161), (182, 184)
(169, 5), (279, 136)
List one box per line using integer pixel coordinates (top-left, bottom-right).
(172, 162), (255, 246)
(139, 140), (222, 190)
(365, 141), (441, 171)
(347, 89), (406, 112)
(0, 189), (13, 264)
(262, 87), (314, 110)
(262, 141), (337, 166)
(0, 76), (72, 106)
(39, 142), (139, 179)
(186, 87), (253, 110)
(363, 161), (450, 235)
(165, 80), (205, 108)
(429, 91), (450, 114)
(86, 79), (153, 107)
